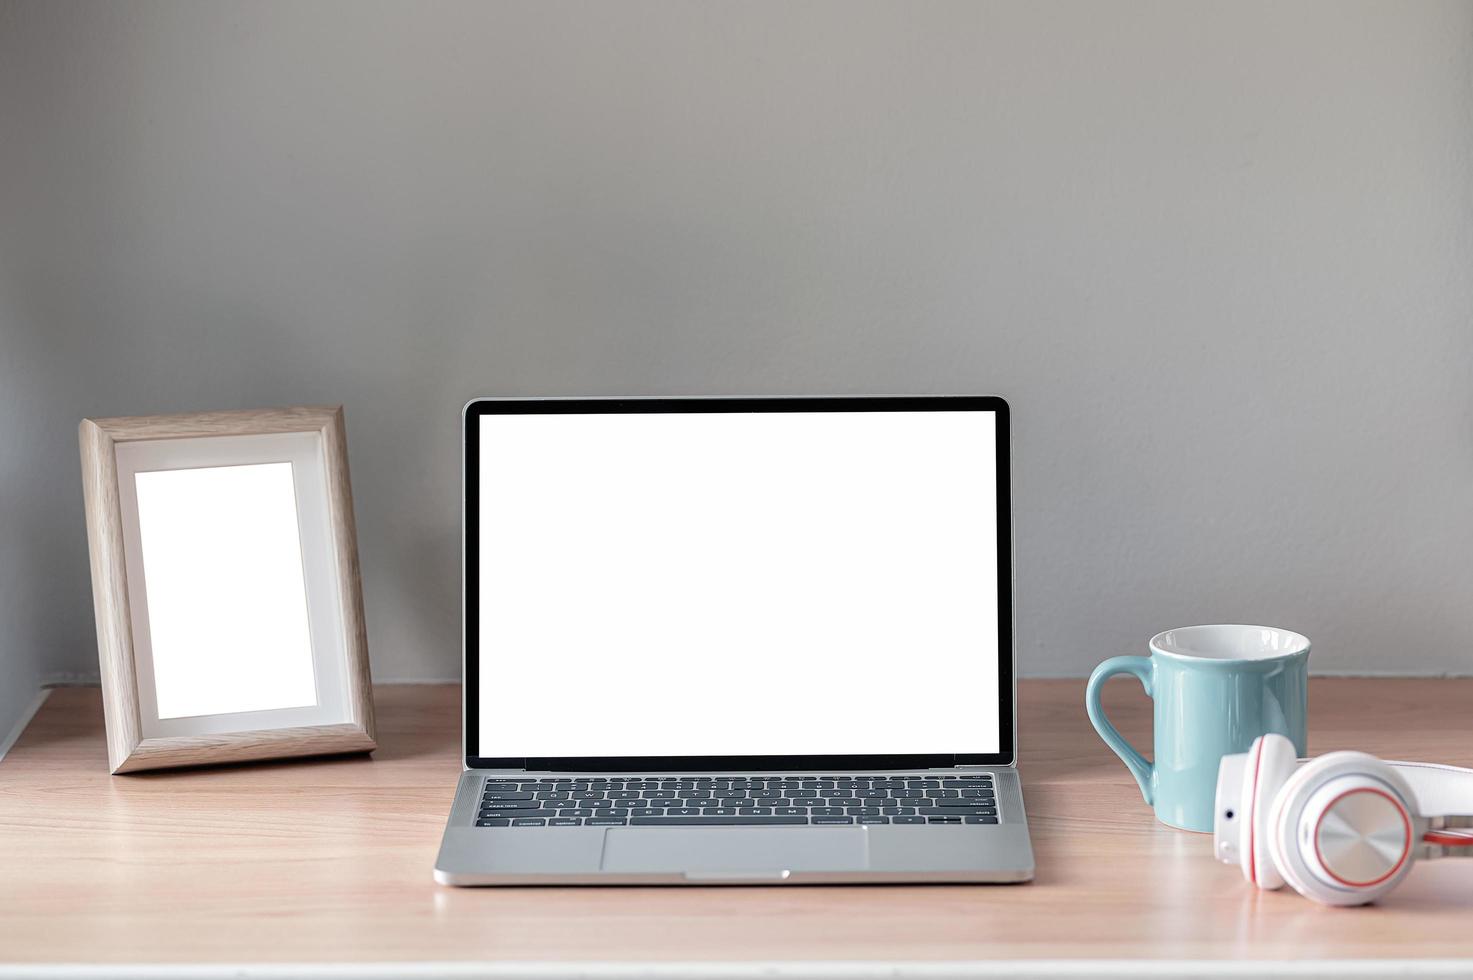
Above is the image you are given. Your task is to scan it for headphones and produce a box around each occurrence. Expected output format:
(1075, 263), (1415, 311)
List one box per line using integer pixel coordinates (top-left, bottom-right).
(1214, 734), (1473, 906)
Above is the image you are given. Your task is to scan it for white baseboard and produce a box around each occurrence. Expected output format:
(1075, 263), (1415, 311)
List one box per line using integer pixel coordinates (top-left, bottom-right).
(0, 960), (1471, 979)
(0, 687), (51, 763)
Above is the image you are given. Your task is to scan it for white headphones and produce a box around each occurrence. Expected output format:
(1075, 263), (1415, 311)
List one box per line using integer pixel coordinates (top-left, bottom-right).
(1214, 734), (1473, 905)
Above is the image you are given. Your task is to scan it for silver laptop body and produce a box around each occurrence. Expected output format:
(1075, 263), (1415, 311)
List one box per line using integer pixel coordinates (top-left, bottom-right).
(435, 396), (1034, 885)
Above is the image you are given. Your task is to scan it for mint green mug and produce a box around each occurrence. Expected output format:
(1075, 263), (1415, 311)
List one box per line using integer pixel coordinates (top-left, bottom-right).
(1086, 625), (1310, 832)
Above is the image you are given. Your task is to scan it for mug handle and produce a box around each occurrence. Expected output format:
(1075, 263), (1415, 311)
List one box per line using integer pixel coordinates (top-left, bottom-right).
(1085, 656), (1155, 805)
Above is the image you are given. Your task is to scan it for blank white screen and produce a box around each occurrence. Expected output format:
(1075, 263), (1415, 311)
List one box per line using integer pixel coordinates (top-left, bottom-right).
(134, 462), (319, 719)
(477, 409), (1000, 757)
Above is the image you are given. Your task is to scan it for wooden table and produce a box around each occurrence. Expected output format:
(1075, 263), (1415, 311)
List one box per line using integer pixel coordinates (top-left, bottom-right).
(2, 679), (1472, 975)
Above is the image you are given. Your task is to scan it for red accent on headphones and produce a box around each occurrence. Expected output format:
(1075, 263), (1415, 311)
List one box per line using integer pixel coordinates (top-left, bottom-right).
(1247, 736), (1266, 887)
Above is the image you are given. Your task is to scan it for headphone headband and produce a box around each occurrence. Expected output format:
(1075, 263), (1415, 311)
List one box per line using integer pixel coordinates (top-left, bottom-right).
(1383, 759), (1473, 819)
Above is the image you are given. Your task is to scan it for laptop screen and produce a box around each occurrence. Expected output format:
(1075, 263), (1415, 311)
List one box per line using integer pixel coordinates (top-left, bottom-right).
(466, 398), (1011, 767)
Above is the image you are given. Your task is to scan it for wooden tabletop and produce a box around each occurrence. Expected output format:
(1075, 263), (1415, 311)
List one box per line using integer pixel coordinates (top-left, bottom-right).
(2, 678), (1472, 967)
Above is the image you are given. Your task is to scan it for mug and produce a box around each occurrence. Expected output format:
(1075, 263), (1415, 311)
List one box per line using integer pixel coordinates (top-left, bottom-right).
(1085, 624), (1309, 832)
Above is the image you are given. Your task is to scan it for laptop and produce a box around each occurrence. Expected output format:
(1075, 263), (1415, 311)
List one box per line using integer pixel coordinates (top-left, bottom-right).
(434, 395), (1034, 885)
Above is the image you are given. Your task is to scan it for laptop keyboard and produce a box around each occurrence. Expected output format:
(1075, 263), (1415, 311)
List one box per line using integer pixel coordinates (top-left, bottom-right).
(475, 774), (997, 828)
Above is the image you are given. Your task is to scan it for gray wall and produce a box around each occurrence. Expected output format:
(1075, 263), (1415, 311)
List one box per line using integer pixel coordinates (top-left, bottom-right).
(3, 0), (1472, 739)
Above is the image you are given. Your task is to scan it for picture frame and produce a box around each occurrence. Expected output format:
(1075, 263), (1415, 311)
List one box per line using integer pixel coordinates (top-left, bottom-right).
(78, 405), (376, 773)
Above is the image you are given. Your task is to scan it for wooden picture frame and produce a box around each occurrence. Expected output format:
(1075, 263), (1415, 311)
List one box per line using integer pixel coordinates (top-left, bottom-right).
(79, 405), (376, 773)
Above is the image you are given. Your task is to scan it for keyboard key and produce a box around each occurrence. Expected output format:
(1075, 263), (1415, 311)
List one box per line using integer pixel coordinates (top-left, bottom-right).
(607, 791), (640, 801)
(559, 809), (596, 817)
(857, 816), (890, 824)
(587, 818), (628, 826)
(908, 780), (940, 788)
(535, 792), (571, 801)
(810, 807), (844, 816)
(512, 817), (548, 827)
(738, 807), (774, 815)
(483, 791), (534, 801)
(881, 806), (918, 815)
(918, 807), (996, 817)
(702, 808), (738, 816)
(629, 816), (809, 827)
(846, 807), (882, 816)
(548, 818), (582, 827)
(774, 807), (807, 816)
(666, 807), (702, 817)
(630, 808), (664, 817)
(789, 790), (818, 799)
(926, 816), (961, 824)
(812, 816), (853, 825)
(479, 808), (542, 820)
(475, 818), (511, 827)
(481, 801), (543, 811)
(965, 816), (1000, 824)
(893, 816), (926, 824)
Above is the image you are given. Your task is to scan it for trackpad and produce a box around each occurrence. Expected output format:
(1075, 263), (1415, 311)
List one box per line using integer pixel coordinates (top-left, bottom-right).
(600, 827), (870, 873)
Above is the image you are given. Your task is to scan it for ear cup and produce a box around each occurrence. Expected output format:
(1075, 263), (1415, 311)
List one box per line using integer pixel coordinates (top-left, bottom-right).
(1238, 734), (1298, 890)
(1268, 752), (1421, 906)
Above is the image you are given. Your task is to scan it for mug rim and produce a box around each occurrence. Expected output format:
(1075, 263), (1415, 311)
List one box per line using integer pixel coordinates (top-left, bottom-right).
(1149, 624), (1311, 663)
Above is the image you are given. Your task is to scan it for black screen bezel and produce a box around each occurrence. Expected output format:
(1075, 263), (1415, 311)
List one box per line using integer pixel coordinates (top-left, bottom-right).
(463, 395), (1014, 770)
